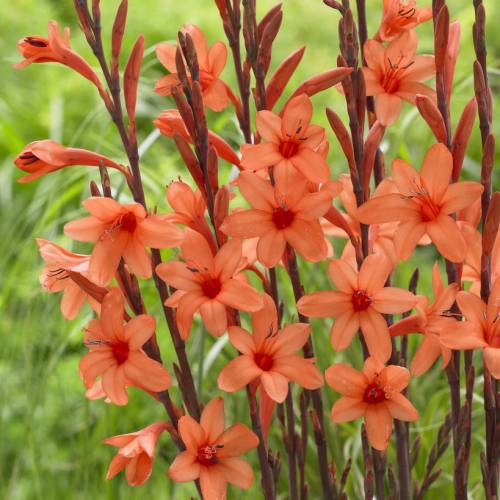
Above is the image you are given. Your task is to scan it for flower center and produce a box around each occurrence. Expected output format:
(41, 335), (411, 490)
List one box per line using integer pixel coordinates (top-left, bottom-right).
(120, 212), (137, 233)
(197, 445), (220, 466)
(111, 342), (130, 365)
(351, 290), (372, 312)
(381, 55), (415, 93)
(363, 383), (387, 404)
(254, 352), (274, 371)
(279, 139), (301, 159)
(25, 36), (49, 48)
(404, 182), (441, 222)
(272, 207), (295, 230)
(201, 277), (222, 299)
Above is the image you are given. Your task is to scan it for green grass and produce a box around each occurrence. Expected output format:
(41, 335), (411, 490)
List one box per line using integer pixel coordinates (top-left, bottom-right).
(1, 0), (499, 498)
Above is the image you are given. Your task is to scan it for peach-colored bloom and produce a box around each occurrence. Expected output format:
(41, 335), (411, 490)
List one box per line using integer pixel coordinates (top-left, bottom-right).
(15, 21), (103, 90)
(356, 144), (484, 263)
(64, 197), (184, 286)
(220, 172), (332, 267)
(168, 397), (259, 499)
(297, 254), (416, 362)
(105, 422), (168, 486)
(326, 357), (419, 450)
(15, 140), (129, 183)
(363, 30), (435, 125)
(218, 294), (323, 403)
(155, 25), (229, 112)
(165, 180), (216, 249)
(390, 262), (457, 375)
(154, 109), (240, 165)
(440, 278), (500, 379)
(240, 94), (329, 190)
(375, 1), (432, 42)
(37, 238), (100, 320)
(156, 230), (263, 339)
(80, 289), (171, 405)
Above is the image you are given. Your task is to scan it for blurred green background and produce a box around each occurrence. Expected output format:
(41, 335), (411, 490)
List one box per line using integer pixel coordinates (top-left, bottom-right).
(1, 0), (499, 498)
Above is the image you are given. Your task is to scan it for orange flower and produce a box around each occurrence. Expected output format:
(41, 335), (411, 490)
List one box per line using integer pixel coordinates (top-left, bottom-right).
(375, 1), (432, 42)
(80, 289), (171, 405)
(440, 278), (500, 379)
(37, 238), (100, 320)
(15, 140), (130, 183)
(326, 357), (419, 450)
(218, 295), (323, 403)
(155, 25), (229, 112)
(168, 397), (258, 499)
(104, 422), (168, 486)
(390, 262), (457, 375)
(165, 181), (215, 248)
(240, 94), (329, 190)
(355, 144), (484, 263)
(64, 197), (184, 286)
(220, 172), (332, 267)
(154, 109), (240, 165)
(297, 254), (416, 362)
(15, 21), (103, 91)
(362, 30), (435, 125)
(156, 230), (263, 339)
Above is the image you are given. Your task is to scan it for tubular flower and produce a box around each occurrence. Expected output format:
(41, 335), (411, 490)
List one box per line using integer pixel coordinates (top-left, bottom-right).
(375, 1), (432, 42)
(362, 30), (435, 125)
(155, 24), (229, 112)
(389, 262), (457, 376)
(297, 254), (417, 362)
(218, 294), (323, 403)
(440, 278), (500, 379)
(240, 94), (329, 191)
(64, 197), (184, 286)
(355, 144), (484, 263)
(37, 238), (100, 320)
(15, 140), (129, 183)
(220, 171), (333, 268)
(154, 109), (240, 165)
(156, 229), (263, 339)
(326, 358), (419, 450)
(168, 397), (259, 499)
(104, 422), (169, 486)
(15, 21), (104, 91)
(79, 289), (172, 405)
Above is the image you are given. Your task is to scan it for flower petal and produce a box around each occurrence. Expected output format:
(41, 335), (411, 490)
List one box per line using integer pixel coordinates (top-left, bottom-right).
(359, 309), (391, 362)
(218, 457), (254, 489)
(217, 279), (263, 312)
(297, 291), (352, 318)
(331, 311), (360, 351)
(386, 393), (419, 421)
(331, 397), (367, 422)
(217, 356), (262, 392)
(420, 143), (453, 204)
(256, 229), (286, 267)
(199, 300), (228, 336)
(328, 259), (358, 293)
(372, 287), (416, 314)
(375, 93), (403, 126)
(167, 451), (200, 482)
(215, 424), (259, 458)
(200, 397), (225, 443)
(178, 416), (205, 454)
(440, 182), (484, 215)
(426, 215), (466, 263)
(364, 404), (393, 450)
(261, 371), (289, 403)
(272, 356), (323, 389)
(355, 194), (420, 224)
(359, 253), (391, 295)
(325, 363), (367, 397)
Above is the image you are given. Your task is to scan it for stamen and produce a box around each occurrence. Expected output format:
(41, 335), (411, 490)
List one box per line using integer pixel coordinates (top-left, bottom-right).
(398, 7), (416, 19)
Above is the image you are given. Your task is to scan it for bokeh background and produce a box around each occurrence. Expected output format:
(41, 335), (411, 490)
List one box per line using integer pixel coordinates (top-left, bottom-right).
(1, 0), (499, 498)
